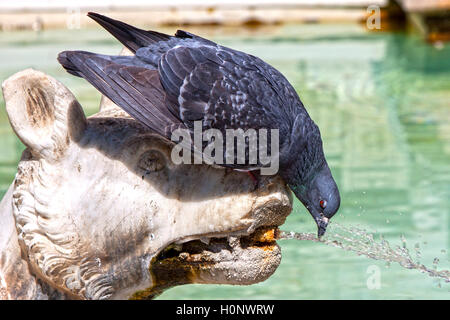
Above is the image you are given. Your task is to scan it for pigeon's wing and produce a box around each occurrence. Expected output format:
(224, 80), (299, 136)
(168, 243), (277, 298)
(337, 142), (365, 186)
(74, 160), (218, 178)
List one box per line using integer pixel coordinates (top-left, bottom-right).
(156, 45), (294, 168)
(158, 45), (287, 132)
(58, 51), (183, 137)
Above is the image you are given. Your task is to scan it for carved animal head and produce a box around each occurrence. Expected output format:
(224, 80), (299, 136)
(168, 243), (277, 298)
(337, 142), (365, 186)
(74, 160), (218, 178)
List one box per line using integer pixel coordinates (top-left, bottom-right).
(1, 69), (292, 299)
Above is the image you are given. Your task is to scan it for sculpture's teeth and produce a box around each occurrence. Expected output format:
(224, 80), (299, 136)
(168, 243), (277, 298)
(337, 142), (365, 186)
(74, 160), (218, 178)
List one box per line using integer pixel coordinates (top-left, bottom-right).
(227, 236), (240, 248)
(200, 237), (210, 245)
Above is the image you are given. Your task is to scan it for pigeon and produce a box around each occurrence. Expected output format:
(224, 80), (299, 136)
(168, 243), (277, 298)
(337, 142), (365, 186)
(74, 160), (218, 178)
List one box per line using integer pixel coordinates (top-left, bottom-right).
(58, 12), (340, 237)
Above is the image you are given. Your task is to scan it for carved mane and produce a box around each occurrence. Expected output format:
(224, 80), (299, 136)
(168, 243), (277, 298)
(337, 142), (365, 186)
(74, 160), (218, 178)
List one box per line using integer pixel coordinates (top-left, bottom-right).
(13, 149), (114, 300)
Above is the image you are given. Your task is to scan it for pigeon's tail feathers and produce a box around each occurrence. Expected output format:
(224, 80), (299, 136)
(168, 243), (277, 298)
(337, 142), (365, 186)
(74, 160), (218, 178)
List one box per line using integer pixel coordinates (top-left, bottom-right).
(57, 51), (84, 77)
(57, 50), (183, 138)
(87, 12), (172, 53)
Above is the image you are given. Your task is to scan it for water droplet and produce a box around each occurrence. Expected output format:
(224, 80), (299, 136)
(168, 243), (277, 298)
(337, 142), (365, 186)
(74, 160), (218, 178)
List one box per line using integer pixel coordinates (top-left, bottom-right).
(400, 234), (407, 249)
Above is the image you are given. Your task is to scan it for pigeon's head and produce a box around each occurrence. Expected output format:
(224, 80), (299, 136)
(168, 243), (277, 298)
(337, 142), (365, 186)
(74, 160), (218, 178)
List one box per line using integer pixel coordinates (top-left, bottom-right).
(291, 163), (340, 238)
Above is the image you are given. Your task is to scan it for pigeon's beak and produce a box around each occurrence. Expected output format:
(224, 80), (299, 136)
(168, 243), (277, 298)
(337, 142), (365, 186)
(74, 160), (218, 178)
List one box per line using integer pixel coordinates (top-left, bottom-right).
(316, 216), (329, 238)
(301, 202), (329, 238)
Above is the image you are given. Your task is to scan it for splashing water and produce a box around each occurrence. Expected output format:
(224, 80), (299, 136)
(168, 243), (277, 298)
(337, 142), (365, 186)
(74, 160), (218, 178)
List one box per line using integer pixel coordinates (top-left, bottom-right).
(279, 223), (450, 283)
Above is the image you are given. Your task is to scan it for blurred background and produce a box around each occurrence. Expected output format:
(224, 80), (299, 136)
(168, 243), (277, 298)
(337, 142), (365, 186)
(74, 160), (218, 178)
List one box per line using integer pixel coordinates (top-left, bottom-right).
(0, 0), (449, 299)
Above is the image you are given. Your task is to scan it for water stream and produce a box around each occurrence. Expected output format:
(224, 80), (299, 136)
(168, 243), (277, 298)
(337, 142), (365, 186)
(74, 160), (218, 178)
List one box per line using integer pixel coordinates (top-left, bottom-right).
(279, 223), (450, 283)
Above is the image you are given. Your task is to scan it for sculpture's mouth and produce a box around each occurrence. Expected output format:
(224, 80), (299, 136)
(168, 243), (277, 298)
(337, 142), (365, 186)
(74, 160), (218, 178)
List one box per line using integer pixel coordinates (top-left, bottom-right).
(128, 177), (293, 300)
(132, 226), (282, 299)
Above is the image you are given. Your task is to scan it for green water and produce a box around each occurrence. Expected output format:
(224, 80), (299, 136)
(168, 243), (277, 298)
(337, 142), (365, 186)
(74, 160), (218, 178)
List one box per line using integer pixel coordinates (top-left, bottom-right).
(0, 24), (449, 299)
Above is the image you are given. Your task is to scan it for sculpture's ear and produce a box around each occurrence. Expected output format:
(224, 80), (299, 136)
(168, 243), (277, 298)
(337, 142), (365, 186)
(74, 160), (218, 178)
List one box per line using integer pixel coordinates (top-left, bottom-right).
(2, 69), (86, 161)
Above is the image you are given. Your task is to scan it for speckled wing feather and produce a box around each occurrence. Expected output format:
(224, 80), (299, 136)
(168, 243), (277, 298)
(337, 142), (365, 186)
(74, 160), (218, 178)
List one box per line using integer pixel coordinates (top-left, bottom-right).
(151, 44), (303, 167)
(156, 45), (285, 130)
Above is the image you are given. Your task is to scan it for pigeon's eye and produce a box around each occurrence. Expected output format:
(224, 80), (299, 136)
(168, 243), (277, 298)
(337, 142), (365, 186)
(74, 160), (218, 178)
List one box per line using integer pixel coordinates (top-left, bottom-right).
(319, 200), (327, 209)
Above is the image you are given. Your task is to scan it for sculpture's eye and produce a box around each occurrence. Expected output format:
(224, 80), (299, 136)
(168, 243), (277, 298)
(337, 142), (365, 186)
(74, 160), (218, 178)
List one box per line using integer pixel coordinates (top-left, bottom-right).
(138, 150), (165, 173)
(319, 199), (327, 209)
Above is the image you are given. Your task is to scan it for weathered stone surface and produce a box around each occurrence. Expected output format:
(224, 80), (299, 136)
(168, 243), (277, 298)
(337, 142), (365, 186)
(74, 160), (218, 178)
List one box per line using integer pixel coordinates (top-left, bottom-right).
(0, 69), (292, 300)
